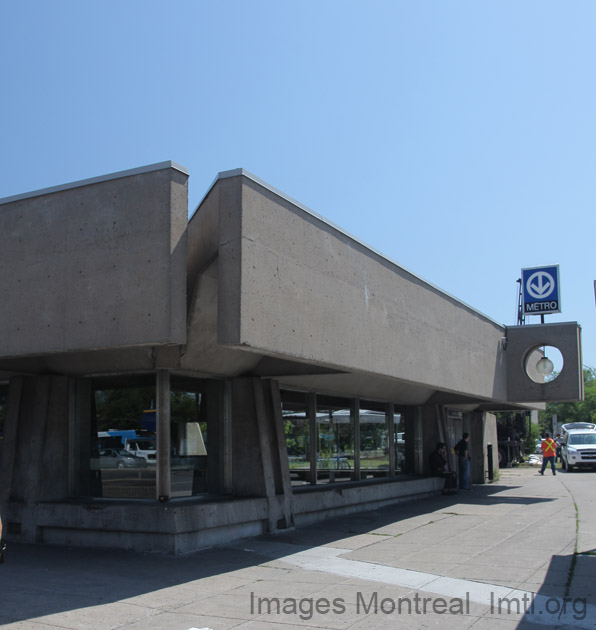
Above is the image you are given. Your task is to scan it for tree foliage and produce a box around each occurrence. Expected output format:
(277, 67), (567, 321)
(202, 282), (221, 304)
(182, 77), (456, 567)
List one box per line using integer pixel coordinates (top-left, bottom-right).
(539, 367), (596, 432)
(95, 387), (154, 431)
(95, 387), (200, 432)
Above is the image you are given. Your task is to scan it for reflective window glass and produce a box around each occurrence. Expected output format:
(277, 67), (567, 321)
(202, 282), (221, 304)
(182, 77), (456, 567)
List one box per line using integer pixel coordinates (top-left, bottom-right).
(282, 391), (312, 486)
(169, 388), (208, 497)
(360, 401), (390, 479)
(316, 396), (353, 484)
(91, 380), (156, 499)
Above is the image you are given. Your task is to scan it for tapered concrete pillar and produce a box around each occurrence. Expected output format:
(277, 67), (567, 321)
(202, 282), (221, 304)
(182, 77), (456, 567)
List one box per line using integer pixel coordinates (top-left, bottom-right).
(156, 370), (171, 500)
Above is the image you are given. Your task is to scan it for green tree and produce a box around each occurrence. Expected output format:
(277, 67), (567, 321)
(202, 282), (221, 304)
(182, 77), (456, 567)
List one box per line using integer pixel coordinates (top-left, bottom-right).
(539, 367), (596, 431)
(95, 386), (154, 431)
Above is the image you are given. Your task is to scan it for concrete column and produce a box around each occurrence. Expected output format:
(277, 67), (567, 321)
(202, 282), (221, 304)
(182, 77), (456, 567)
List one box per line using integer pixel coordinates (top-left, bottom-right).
(387, 402), (396, 476)
(221, 380), (233, 494)
(307, 392), (317, 485)
(352, 398), (360, 480)
(269, 380), (295, 528)
(253, 379), (277, 503)
(470, 411), (497, 484)
(406, 407), (424, 474)
(483, 412), (499, 482)
(229, 377), (294, 531)
(231, 379), (266, 496)
(0, 377), (23, 504)
(156, 370), (171, 501)
(71, 379), (92, 497)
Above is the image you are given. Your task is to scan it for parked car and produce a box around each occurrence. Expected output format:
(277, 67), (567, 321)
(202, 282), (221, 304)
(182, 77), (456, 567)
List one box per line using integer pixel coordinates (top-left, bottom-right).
(124, 438), (157, 464)
(561, 422), (596, 432)
(561, 423), (596, 443)
(98, 448), (148, 469)
(561, 430), (596, 471)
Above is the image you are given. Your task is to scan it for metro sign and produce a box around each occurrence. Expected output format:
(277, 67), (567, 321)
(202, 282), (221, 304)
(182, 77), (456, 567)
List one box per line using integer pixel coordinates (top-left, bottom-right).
(521, 265), (561, 315)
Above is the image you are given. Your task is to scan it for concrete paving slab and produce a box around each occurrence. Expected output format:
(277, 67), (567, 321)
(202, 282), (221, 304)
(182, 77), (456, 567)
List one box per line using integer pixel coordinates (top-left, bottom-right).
(2, 466), (595, 630)
(345, 604), (481, 630)
(249, 601), (361, 629)
(227, 578), (329, 599)
(124, 611), (246, 630)
(325, 533), (396, 548)
(174, 593), (255, 620)
(119, 585), (214, 610)
(567, 554), (596, 603)
(233, 621), (329, 630)
(0, 621), (63, 630)
(265, 566), (347, 583)
(30, 603), (161, 630)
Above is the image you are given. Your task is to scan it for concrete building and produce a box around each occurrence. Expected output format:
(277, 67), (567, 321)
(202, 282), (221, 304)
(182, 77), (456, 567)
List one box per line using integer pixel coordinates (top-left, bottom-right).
(0, 162), (584, 554)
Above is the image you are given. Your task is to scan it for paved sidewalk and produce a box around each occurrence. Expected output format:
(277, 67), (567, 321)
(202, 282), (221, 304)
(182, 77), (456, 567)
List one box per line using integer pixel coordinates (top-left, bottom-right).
(0, 467), (594, 630)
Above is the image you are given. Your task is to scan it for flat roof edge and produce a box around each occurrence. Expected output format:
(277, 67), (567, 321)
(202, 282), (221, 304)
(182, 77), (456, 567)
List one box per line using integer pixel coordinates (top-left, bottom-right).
(0, 161), (189, 205)
(202, 168), (505, 330)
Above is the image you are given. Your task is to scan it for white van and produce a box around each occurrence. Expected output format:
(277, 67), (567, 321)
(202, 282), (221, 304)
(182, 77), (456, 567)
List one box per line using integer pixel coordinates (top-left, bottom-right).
(561, 429), (596, 471)
(124, 438), (157, 464)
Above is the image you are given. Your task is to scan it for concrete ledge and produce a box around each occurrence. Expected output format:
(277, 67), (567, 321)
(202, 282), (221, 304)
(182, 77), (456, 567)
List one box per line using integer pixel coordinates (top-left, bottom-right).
(5, 497), (269, 554)
(293, 476), (444, 527)
(3, 478), (444, 554)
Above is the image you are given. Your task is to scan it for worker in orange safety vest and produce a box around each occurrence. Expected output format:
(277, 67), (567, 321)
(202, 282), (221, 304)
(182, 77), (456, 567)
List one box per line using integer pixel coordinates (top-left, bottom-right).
(540, 433), (557, 476)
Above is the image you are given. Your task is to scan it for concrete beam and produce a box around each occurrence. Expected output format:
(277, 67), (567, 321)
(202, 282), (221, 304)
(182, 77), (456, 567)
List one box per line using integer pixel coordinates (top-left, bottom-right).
(0, 163), (188, 359)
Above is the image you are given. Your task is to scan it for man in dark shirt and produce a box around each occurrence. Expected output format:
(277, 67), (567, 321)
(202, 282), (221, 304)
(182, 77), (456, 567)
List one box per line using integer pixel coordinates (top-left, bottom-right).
(454, 433), (471, 490)
(429, 442), (457, 494)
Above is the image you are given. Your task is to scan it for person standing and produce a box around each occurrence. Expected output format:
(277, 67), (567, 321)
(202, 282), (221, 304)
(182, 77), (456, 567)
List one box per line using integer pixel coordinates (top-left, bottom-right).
(540, 433), (557, 476)
(454, 433), (471, 490)
(429, 442), (458, 494)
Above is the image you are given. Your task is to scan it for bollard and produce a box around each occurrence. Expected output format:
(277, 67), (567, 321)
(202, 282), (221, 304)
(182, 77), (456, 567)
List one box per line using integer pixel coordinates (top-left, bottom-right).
(487, 443), (494, 481)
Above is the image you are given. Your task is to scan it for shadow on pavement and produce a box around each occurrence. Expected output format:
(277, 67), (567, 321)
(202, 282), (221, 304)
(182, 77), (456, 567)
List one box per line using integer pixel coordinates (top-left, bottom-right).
(517, 552), (596, 629)
(0, 483), (558, 626)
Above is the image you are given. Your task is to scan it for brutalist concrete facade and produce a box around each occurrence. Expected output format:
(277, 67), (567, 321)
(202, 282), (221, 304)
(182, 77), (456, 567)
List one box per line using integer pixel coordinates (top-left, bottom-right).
(0, 163), (584, 554)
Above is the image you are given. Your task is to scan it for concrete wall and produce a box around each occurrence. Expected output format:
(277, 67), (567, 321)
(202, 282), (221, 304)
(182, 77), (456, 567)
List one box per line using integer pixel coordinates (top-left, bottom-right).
(0, 163), (188, 358)
(207, 173), (508, 403)
(0, 376), (71, 513)
(506, 323), (583, 402)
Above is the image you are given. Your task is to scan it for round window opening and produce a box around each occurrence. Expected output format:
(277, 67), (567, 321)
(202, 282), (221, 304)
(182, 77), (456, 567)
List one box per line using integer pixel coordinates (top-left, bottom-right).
(524, 346), (564, 384)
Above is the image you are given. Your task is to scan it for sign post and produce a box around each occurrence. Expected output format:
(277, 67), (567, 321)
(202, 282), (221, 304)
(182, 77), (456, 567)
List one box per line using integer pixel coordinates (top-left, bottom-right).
(521, 265), (561, 322)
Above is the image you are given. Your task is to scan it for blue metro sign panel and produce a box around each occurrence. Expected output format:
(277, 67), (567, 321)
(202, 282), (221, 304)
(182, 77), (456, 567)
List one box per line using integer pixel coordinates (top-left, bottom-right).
(521, 265), (561, 315)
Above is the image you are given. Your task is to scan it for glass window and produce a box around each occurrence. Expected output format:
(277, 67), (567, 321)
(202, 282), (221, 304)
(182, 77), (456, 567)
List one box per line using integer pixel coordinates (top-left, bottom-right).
(90, 378), (156, 499)
(316, 395), (354, 484)
(569, 433), (596, 445)
(169, 386), (208, 497)
(282, 391), (312, 486)
(359, 401), (390, 479)
(394, 410), (408, 474)
(77, 375), (222, 500)
(283, 393), (417, 486)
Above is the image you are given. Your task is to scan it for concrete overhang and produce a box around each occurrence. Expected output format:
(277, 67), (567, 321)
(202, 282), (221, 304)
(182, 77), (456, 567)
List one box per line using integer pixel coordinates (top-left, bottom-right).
(186, 170), (509, 404)
(0, 162), (189, 360)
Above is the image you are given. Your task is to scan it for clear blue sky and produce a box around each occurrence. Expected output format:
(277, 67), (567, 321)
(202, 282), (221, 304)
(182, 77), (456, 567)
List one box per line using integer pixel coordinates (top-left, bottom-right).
(1, 1), (595, 369)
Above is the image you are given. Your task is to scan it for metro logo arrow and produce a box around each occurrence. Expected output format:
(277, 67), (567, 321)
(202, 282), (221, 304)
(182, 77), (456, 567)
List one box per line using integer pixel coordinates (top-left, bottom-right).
(526, 270), (555, 300)
(530, 276), (551, 296)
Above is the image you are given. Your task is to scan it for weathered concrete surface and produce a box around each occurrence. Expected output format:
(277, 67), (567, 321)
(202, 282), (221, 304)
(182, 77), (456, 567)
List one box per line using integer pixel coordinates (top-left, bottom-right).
(0, 162), (188, 359)
(507, 323), (584, 403)
(1, 467), (593, 630)
(186, 170), (582, 407)
(213, 173), (509, 402)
